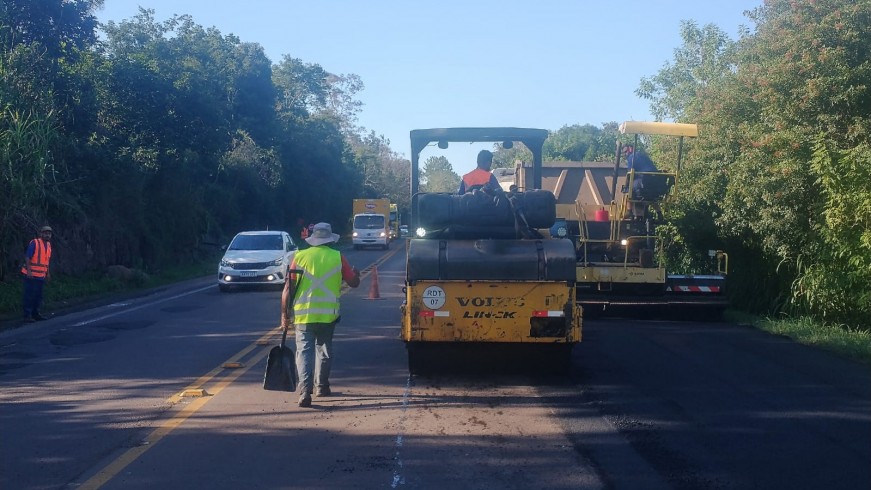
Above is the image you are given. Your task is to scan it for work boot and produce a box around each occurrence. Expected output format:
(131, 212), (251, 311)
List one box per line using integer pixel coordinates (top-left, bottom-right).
(298, 394), (312, 408)
(314, 386), (331, 397)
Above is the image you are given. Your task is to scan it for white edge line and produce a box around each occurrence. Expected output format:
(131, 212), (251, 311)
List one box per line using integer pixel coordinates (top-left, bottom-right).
(391, 375), (412, 488)
(73, 284), (216, 326)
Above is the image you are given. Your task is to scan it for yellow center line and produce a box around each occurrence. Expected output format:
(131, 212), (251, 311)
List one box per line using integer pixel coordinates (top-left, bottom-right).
(77, 253), (395, 488)
(166, 327), (280, 404)
(78, 329), (277, 489)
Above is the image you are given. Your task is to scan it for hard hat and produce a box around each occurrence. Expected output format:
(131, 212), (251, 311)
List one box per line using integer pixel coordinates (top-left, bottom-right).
(40, 225), (53, 232)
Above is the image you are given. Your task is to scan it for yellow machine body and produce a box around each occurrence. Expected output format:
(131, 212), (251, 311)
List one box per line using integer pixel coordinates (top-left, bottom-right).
(402, 280), (581, 343)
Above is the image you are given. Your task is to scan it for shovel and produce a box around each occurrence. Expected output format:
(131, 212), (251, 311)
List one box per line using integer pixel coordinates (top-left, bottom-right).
(263, 268), (302, 392)
(263, 325), (298, 391)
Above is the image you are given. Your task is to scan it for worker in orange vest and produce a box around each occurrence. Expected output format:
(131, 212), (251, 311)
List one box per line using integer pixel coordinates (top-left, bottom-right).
(21, 225), (53, 322)
(458, 150), (500, 194)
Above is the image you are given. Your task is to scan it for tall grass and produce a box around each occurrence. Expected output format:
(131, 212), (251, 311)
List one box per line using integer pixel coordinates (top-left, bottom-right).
(0, 256), (218, 321)
(727, 310), (871, 365)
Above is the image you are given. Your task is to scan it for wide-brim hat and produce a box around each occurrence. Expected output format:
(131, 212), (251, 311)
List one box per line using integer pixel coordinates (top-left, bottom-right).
(305, 222), (340, 246)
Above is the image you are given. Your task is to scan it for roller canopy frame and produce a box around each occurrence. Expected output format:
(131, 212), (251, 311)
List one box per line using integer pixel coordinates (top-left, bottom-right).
(409, 127), (549, 229)
(619, 121), (699, 138)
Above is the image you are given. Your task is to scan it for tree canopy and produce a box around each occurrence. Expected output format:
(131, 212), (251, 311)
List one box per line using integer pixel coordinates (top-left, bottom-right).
(0, 6), (409, 278)
(639, 0), (871, 327)
(420, 156), (460, 193)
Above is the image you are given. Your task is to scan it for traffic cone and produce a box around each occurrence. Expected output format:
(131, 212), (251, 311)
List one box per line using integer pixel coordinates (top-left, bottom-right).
(367, 266), (381, 300)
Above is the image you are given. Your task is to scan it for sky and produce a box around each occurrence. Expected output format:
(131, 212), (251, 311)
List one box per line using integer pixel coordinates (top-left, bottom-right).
(95, 0), (763, 176)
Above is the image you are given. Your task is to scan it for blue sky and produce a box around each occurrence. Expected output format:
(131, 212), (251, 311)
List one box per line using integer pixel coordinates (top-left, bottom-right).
(95, 1), (762, 175)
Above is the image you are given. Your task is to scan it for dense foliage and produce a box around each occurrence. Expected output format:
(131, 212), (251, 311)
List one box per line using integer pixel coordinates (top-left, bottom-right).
(639, 0), (871, 328)
(0, 4), (409, 279)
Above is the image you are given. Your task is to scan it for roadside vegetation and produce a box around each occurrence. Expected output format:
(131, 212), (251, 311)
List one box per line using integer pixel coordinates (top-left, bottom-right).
(0, 253), (220, 324)
(725, 311), (871, 365)
(1, 1), (868, 358)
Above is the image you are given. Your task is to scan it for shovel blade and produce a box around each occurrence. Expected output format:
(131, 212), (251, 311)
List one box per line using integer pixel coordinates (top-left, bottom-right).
(263, 346), (297, 392)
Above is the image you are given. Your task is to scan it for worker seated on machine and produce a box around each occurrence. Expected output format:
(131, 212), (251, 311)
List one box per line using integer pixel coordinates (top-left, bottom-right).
(623, 144), (665, 221)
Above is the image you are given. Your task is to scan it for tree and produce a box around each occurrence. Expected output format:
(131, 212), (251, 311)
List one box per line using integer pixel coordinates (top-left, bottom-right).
(0, 3), (378, 286)
(492, 143), (531, 170)
(272, 55), (362, 129)
(0, 0), (102, 60)
(544, 123), (618, 162)
(640, 0), (871, 326)
(633, 19), (751, 306)
(420, 156), (459, 193)
(349, 131), (410, 208)
(636, 20), (739, 121)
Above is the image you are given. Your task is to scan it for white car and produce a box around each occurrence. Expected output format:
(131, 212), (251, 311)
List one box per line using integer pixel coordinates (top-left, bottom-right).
(218, 231), (297, 292)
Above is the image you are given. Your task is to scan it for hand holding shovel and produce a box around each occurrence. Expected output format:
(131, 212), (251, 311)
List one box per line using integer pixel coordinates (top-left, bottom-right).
(263, 269), (303, 392)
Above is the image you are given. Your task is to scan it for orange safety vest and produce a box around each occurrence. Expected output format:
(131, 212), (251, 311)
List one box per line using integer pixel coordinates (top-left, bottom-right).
(462, 168), (493, 190)
(21, 238), (52, 279)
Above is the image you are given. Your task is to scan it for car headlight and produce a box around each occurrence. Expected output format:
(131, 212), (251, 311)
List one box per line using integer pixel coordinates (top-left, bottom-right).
(270, 258), (283, 266)
(220, 259), (231, 267)
(415, 227), (426, 238)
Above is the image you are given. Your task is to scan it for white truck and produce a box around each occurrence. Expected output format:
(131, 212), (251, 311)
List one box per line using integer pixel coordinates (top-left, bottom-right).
(352, 198), (390, 250)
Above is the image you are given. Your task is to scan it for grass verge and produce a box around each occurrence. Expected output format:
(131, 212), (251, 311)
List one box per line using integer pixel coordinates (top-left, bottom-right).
(725, 310), (871, 365)
(0, 256), (219, 323)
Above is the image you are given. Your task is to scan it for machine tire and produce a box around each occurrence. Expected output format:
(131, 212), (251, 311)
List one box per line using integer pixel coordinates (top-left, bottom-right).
(407, 344), (425, 375)
(550, 344), (573, 374)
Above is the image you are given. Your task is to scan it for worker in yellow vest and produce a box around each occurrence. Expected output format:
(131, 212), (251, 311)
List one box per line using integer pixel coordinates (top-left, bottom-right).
(21, 225), (53, 322)
(280, 222), (360, 408)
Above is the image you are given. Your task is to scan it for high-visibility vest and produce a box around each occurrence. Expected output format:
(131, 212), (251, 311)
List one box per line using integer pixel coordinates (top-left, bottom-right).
(292, 246), (342, 324)
(462, 168), (493, 190)
(21, 238), (52, 279)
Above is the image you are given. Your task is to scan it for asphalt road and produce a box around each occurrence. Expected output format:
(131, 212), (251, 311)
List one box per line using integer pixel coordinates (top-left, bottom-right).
(1, 241), (869, 489)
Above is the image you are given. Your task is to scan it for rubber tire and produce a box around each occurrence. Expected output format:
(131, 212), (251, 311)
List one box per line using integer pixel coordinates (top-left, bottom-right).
(407, 344), (428, 376)
(549, 344), (573, 375)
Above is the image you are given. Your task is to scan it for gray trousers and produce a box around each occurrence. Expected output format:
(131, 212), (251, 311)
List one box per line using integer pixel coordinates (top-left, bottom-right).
(295, 322), (336, 396)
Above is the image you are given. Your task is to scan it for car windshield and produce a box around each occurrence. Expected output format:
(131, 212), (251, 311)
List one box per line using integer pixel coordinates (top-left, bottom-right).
(229, 234), (283, 251)
(354, 215), (384, 229)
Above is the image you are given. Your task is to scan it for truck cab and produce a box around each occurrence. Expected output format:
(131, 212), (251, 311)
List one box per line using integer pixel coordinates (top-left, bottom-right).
(352, 213), (388, 250)
(352, 198), (390, 250)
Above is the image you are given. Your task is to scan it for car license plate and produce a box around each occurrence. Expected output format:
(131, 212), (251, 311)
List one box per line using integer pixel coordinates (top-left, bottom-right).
(240, 271), (255, 277)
